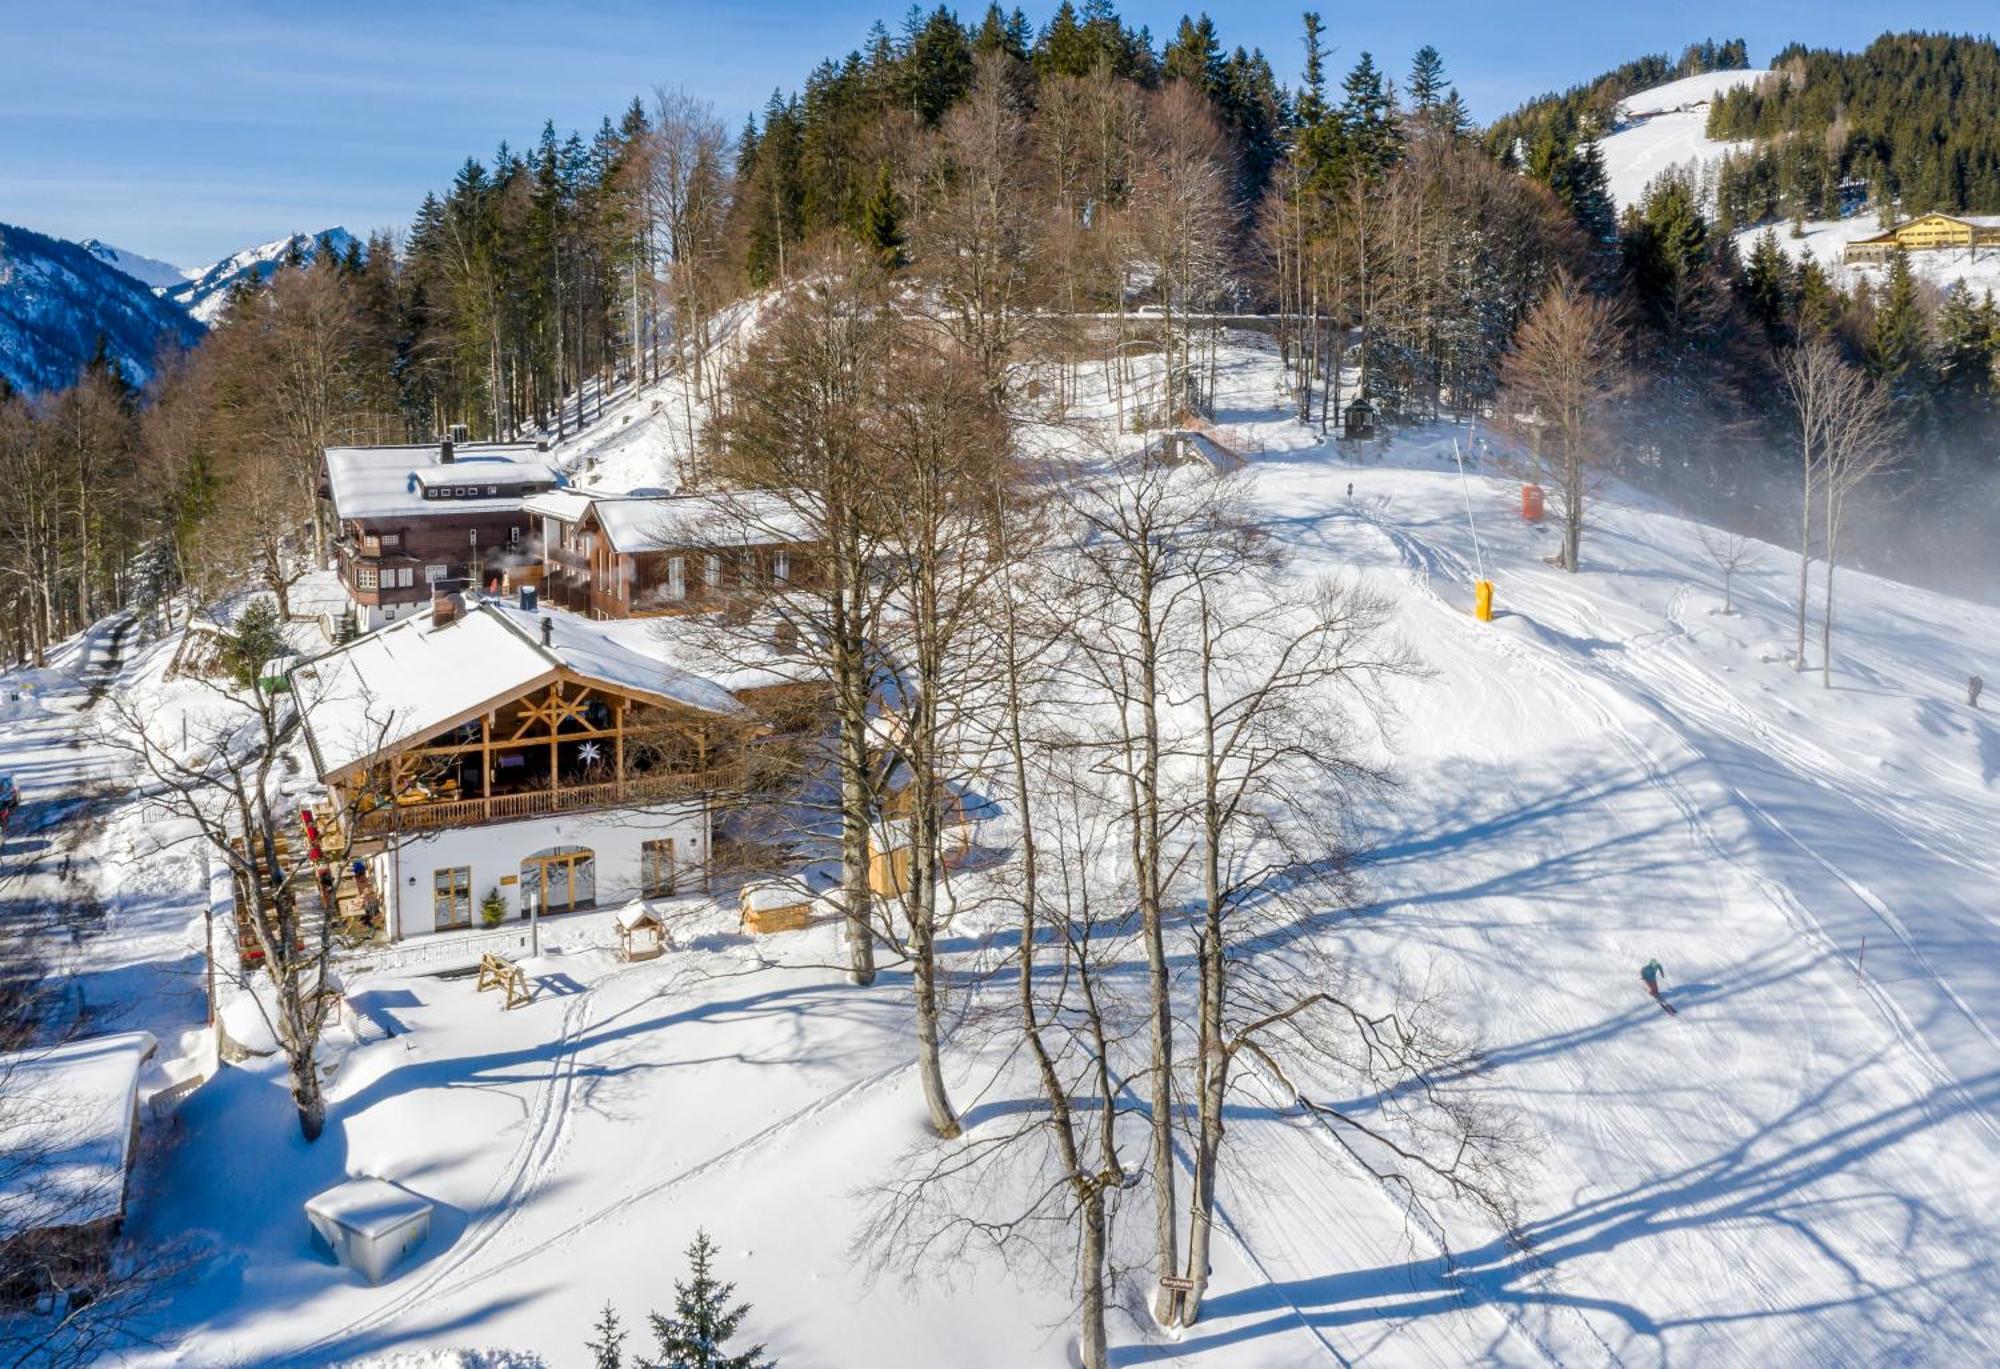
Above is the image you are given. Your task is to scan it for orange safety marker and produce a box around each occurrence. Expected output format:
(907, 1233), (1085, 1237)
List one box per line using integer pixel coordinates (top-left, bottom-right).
(1474, 579), (1494, 622)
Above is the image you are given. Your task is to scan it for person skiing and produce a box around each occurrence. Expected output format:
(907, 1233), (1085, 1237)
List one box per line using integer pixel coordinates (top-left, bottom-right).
(1640, 958), (1666, 1001)
(1972, 675), (1985, 710)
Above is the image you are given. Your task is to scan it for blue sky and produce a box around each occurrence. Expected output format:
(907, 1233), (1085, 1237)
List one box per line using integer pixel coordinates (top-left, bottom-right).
(3, 1), (1993, 268)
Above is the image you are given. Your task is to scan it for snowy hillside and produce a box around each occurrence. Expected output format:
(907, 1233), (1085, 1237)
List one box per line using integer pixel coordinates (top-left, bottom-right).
(1733, 214), (2000, 295)
(8, 330), (1996, 1368)
(79, 237), (188, 291)
(167, 227), (358, 325)
(1598, 69), (1769, 211)
(0, 221), (206, 394)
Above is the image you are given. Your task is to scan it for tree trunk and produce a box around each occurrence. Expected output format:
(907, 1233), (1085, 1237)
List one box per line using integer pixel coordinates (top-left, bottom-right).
(290, 1052), (325, 1142)
(1795, 450), (1813, 671)
(1079, 1189), (1110, 1369)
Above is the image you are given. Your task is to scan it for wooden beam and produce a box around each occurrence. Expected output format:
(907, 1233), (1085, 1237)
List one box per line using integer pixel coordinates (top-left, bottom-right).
(481, 712), (491, 800)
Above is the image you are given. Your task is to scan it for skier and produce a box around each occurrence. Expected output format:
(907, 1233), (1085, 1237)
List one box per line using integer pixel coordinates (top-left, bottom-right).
(1639, 958), (1663, 997)
(1640, 958), (1676, 1014)
(1972, 675), (1985, 709)
(1346, 481), (1354, 499)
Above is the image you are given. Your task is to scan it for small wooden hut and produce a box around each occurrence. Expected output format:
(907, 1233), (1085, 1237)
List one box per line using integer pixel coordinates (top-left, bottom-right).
(616, 904), (668, 961)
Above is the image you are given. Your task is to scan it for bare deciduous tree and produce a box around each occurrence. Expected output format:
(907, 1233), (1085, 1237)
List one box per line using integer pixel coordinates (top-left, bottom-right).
(1776, 340), (1896, 684)
(1497, 271), (1626, 573)
(1696, 524), (1759, 615)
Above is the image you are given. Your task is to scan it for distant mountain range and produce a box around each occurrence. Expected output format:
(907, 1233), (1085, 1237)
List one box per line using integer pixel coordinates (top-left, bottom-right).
(165, 228), (358, 326)
(0, 222), (205, 395)
(0, 224), (355, 395)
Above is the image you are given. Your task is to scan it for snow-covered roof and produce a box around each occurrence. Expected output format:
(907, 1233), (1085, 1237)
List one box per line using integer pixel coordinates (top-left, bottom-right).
(323, 444), (560, 524)
(0, 1031), (157, 1236)
(591, 490), (817, 555)
(290, 596), (755, 780)
(521, 489), (597, 524)
(304, 1177), (432, 1239)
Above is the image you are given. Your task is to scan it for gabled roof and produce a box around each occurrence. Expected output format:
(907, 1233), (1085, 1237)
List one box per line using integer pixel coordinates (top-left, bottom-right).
(323, 444), (560, 523)
(289, 596), (753, 781)
(525, 489), (816, 556)
(0, 1032), (157, 1234)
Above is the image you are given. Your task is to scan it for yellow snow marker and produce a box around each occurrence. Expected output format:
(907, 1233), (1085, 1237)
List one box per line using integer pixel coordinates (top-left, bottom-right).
(1475, 579), (1494, 622)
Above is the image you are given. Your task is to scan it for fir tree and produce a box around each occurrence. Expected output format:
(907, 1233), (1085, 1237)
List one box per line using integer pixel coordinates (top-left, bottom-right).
(586, 1302), (628, 1369)
(1407, 45), (1447, 116)
(1741, 227), (1792, 340)
(644, 1230), (769, 1369)
(1868, 249), (1931, 403)
(861, 162), (906, 268)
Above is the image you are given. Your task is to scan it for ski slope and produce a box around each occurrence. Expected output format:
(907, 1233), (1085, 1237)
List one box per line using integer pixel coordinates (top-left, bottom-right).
(8, 334), (1998, 1368)
(1599, 69), (1767, 212)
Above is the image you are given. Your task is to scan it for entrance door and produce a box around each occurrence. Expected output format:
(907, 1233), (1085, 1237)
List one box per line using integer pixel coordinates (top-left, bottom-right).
(520, 846), (596, 916)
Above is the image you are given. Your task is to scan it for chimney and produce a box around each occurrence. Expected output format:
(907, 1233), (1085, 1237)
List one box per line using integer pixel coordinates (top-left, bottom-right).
(431, 589), (461, 628)
(519, 584), (538, 613)
(440, 437), (455, 464)
(539, 616), (554, 648)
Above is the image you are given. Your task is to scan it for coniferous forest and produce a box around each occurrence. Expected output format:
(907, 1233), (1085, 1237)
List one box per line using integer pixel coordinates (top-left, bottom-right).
(4, 9), (2000, 663)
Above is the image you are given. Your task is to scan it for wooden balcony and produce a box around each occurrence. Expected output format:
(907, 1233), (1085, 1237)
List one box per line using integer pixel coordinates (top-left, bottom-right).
(351, 768), (717, 837)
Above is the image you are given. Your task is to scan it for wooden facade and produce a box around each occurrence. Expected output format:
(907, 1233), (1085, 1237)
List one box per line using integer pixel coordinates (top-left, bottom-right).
(535, 496), (820, 620)
(1843, 212), (2000, 264)
(328, 671), (751, 840)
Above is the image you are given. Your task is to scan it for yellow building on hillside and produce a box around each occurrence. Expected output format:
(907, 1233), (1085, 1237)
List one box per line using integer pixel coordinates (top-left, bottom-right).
(1843, 212), (2000, 264)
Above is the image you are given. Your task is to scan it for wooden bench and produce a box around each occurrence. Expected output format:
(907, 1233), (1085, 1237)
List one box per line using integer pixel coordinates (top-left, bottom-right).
(476, 952), (533, 1010)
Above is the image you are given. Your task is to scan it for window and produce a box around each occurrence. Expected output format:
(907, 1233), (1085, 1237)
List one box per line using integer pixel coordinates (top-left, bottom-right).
(772, 551), (792, 584)
(425, 564), (448, 583)
(704, 554), (722, 589)
(509, 525), (521, 545)
(666, 556), (686, 601)
(357, 565), (378, 591)
(433, 866), (472, 931)
(641, 839), (676, 898)
(391, 567), (413, 589)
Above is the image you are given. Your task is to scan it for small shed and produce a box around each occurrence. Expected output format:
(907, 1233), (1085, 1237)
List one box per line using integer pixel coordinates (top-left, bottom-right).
(305, 1177), (432, 1285)
(616, 903), (668, 961)
(0, 1031), (158, 1305)
(740, 877), (814, 934)
(1342, 397), (1377, 440)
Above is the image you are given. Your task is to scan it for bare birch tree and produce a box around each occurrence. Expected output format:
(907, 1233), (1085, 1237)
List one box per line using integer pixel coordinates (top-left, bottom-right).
(1776, 340), (1895, 683)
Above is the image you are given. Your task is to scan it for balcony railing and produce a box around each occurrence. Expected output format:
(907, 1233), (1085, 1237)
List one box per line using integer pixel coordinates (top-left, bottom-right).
(352, 769), (716, 837)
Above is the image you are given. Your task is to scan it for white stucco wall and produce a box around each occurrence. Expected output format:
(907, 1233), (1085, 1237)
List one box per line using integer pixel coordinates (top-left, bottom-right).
(370, 802), (709, 939)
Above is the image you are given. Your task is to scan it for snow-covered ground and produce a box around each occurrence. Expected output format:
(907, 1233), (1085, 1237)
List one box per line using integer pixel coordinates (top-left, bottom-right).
(6, 334), (1999, 1367)
(1599, 69), (1769, 213)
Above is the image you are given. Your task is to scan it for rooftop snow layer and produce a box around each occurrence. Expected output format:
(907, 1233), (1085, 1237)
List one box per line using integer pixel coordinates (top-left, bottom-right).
(290, 596), (751, 779)
(0, 1031), (158, 1235)
(323, 444), (559, 524)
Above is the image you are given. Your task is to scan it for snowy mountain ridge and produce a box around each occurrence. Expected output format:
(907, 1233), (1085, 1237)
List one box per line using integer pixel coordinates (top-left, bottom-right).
(77, 238), (188, 291)
(166, 226), (359, 326)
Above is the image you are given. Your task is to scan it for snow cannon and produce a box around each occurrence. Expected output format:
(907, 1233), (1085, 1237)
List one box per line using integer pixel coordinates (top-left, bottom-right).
(1521, 484), (1545, 521)
(1474, 580), (1495, 623)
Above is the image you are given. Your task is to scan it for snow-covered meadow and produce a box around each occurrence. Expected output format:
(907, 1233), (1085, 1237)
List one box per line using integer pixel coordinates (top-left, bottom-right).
(3, 331), (1997, 1367)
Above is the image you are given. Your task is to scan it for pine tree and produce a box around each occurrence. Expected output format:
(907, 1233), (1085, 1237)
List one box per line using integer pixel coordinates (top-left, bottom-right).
(1868, 249), (1931, 404)
(1741, 227), (1792, 340)
(586, 1302), (628, 1369)
(861, 162), (906, 268)
(1407, 45), (1447, 117)
(644, 1230), (769, 1369)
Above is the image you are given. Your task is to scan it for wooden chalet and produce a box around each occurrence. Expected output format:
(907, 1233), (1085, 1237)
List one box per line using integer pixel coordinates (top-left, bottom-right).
(1843, 212), (2000, 264)
(288, 589), (812, 938)
(525, 489), (819, 620)
(321, 441), (562, 631)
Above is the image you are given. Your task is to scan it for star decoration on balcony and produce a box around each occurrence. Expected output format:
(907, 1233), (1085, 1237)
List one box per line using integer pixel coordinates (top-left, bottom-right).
(577, 741), (603, 767)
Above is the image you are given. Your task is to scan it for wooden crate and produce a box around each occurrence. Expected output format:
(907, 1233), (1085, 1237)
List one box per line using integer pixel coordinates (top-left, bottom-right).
(742, 901), (810, 935)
